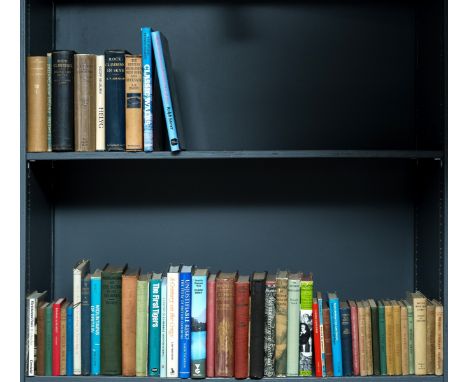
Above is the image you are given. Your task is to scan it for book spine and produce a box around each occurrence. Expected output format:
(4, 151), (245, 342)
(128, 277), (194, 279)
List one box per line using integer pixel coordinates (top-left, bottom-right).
(191, 275), (207, 378)
(122, 274), (137, 376)
(274, 277), (288, 377)
(249, 278), (266, 379)
(90, 276), (101, 375)
(312, 301), (323, 377)
(136, 278), (149, 376)
(167, 271), (180, 377)
(160, 278), (168, 378)
(434, 305), (443, 376)
(357, 306), (367, 376)
(52, 303), (61, 376)
(378, 304), (387, 375)
(413, 297), (427, 375)
(105, 50), (126, 151)
(350, 304), (360, 376)
(426, 304), (435, 374)
(206, 276), (216, 377)
(401, 306), (409, 375)
(264, 281), (276, 377)
(152, 31), (181, 151)
(323, 305), (334, 377)
(73, 270), (82, 375)
(407, 305), (415, 374)
(47, 53), (52, 151)
(234, 280), (250, 379)
(125, 55), (143, 151)
(27, 56), (48, 152)
(60, 305), (67, 375)
(385, 304), (395, 375)
(45, 305), (53, 376)
(329, 298), (343, 376)
(340, 305), (353, 376)
(371, 305), (380, 375)
(393, 305), (402, 375)
(179, 271), (192, 378)
(318, 298), (327, 376)
(81, 277), (91, 375)
(37, 305), (46, 375)
(148, 279), (162, 376)
(51, 51), (74, 151)
(95, 55), (105, 151)
(286, 278), (300, 376)
(26, 297), (36, 376)
(364, 305), (373, 375)
(66, 306), (73, 376)
(141, 27), (153, 152)
(299, 280), (313, 376)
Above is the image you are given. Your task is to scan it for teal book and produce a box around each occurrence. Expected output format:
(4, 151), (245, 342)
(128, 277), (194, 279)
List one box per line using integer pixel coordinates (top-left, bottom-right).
(90, 269), (102, 376)
(45, 303), (53, 376)
(148, 273), (162, 376)
(378, 300), (387, 375)
(328, 292), (343, 377)
(286, 273), (301, 376)
(191, 269), (208, 378)
(404, 300), (415, 374)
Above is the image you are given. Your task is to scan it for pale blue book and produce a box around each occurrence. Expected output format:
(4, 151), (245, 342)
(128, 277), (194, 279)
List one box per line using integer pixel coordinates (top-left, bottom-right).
(90, 269), (102, 376)
(141, 26), (153, 152)
(160, 276), (167, 378)
(328, 292), (343, 376)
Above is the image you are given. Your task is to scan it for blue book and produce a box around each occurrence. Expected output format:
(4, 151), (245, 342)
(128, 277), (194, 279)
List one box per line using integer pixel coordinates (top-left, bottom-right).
(141, 27), (153, 152)
(151, 31), (185, 152)
(317, 292), (327, 377)
(339, 301), (353, 376)
(190, 269), (208, 378)
(160, 277), (167, 378)
(81, 274), (91, 375)
(178, 265), (192, 378)
(148, 273), (163, 376)
(328, 292), (343, 376)
(90, 270), (102, 375)
(66, 305), (74, 376)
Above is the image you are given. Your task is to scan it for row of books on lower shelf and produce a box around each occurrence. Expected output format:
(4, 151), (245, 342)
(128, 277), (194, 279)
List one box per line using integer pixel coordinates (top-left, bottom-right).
(26, 261), (444, 379)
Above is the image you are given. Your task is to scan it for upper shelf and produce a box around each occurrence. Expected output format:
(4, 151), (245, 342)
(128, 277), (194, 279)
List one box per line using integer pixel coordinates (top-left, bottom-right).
(26, 150), (443, 161)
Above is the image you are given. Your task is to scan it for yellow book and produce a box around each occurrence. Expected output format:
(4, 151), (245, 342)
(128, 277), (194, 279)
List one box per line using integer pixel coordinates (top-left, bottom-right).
(433, 300), (444, 376)
(426, 300), (435, 374)
(399, 301), (409, 375)
(363, 301), (373, 375)
(384, 300), (395, 375)
(391, 300), (402, 375)
(357, 301), (367, 376)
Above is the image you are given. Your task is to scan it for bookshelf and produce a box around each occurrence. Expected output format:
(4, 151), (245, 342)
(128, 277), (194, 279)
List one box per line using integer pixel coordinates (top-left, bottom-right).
(21, 0), (447, 381)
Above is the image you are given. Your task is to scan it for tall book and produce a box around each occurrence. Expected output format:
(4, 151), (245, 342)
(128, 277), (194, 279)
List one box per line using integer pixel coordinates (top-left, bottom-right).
(81, 274), (91, 375)
(45, 303), (53, 376)
(426, 299), (435, 374)
(377, 300), (387, 375)
(125, 54), (143, 151)
(149, 273), (163, 376)
(95, 55), (105, 151)
(66, 304), (73, 376)
(323, 301), (334, 377)
(215, 272), (238, 377)
(179, 265), (193, 378)
(363, 300), (373, 375)
(90, 269), (102, 376)
(369, 299), (380, 375)
(249, 272), (266, 379)
(348, 300), (360, 376)
(340, 301), (353, 376)
(286, 273), (301, 376)
(52, 298), (66, 376)
(51, 50), (75, 151)
(141, 27), (154, 152)
(167, 265), (181, 377)
(122, 268), (140, 376)
(136, 273), (150, 376)
(399, 301), (409, 375)
(37, 302), (49, 376)
(357, 301), (367, 376)
(407, 291), (427, 375)
(274, 271), (288, 377)
(312, 297), (323, 377)
(317, 292), (327, 376)
(433, 300), (443, 376)
(101, 264), (128, 375)
(235, 275), (250, 379)
(60, 301), (70, 375)
(391, 300), (402, 375)
(105, 50), (127, 151)
(384, 300), (395, 375)
(151, 31), (185, 152)
(329, 292), (343, 376)
(403, 299), (415, 374)
(26, 290), (47, 376)
(72, 259), (90, 375)
(74, 54), (96, 151)
(264, 274), (276, 377)
(191, 269), (208, 378)
(299, 274), (313, 376)
(27, 56), (48, 152)
(160, 276), (168, 378)
(47, 52), (52, 151)
(206, 273), (216, 378)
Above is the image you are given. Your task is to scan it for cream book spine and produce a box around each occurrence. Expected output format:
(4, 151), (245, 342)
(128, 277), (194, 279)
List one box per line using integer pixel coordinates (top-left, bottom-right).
(95, 55), (105, 151)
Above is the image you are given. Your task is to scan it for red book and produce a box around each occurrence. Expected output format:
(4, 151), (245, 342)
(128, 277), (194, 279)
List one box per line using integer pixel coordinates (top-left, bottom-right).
(206, 273), (217, 377)
(348, 300), (360, 376)
(234, 276), (250, 379)
(312, 298), (323, 377)
(52, 298), (65, 376)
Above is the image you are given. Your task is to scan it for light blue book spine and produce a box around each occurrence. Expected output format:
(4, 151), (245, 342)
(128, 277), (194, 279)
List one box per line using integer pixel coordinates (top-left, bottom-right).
(151, 31), (181, 152)
(141, 27), (153, 152)
(329, 297), (343, 376)
(318, 297), (327, 377)
(160, 277), (167, 378)
(190, 274), (207, 378)
(148, 278), (162, 376)
(90, 275), (101, 375)
(66, 305), (74, 376)
(178, 270), (192, 378)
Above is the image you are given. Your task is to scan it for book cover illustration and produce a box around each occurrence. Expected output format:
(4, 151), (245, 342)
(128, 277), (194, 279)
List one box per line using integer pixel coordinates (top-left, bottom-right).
(191, 269), (208, 378)
(299, 275), (313, 376)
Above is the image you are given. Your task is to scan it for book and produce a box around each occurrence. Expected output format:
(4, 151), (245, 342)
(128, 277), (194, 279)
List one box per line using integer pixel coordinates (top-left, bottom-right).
(369, 299), (380, 375)
(215, 272), (238, 377)
(151, 31), (185, 152)
(403, 300), (415, 374)
(51, 50), (75, 151)
(90, 269), (102, 376)
(66, 304), (73, 376)
(348, 300), (360, 376)
(317, 291), (327, 376)
(60, 301), (70, 375)
(264, 274), (276, 377)
(426, 299), (435, 374)
(377, 300), (387, 375)
(26, 290), (47, 376)
(47, 52), (51, 151)
(249, 271), (266, 379)
(363, 300), (373, 375)
(191, 269), (208, 378)
(167, 265), (181, 377)
(81, 274), (91, 375)
(299, 274), (313, 376)
(391, 300), (402, 375)
(27, 56), (48, 152)
(399, 301), (409, 375)
(105, 50), (128, 151)
(340, 301), (353, 376)
(74, 54), (96, 152)
(37, 302), (49, 376)
(179, 265), (193, 378)
(45, 303), (53, 375)
(384, 300), (395, 375)
(101, 264), (128, 375)
(274, 271), (288, 377)
(287, 272), (301, 376)
(149, 273), (163, 376)
(329, 292), (343, 376)
(407, 291), (427, 375)
(312, 297), (323, 377)
(433, 300), (443, 376)
(160, 276), (168, 378)
(323, 301), (334, 376)
(122, 268), (140, 376)
(52, 298), (66, 376)
(72, 259), (90, 375)
(141, 26), (154, 152)
(206, 273), (217, 378)
(125, 54), (143, 151)
(235, 275), (250, 379)
(136, 273), (150, 376)
(95, 55), (105, 151)
(357, 301), (367, 376)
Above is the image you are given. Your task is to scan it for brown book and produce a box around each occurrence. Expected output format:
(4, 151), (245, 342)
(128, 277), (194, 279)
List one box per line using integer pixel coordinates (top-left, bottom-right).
(27, 56), (48, 152)
(426, 299), (435, 374)
(433, 300), (443, 376)
(363, 301), (373, 375)
(215, 272), (238, 377)
(125, 55), (143, 151)
(60, 302), (70, 375)
(399, 301), (409, 375)
(234, 275), (250, 379)
(391, 300), (402, 375)
(323, 301), (334, 377)
(274, 271), (288, 377)
(357, 301), (367, 376)
(407, 291), (427, 375)
(74, 54), (96, 151)
(36, 302), (49, 376)
(384, 300), (395, 375)
(121, 268), (140, 376)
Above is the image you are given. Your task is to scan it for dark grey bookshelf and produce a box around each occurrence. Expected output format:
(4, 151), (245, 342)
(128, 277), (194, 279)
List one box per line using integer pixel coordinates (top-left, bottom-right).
(21, 0), (447, 381)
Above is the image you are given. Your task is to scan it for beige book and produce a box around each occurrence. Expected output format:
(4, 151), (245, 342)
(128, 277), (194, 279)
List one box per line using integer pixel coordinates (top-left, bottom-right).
(384, 300), (395, 375)
(433, 300), (444, 375)
(399, 301), (409, 375)
(357, 301), (367, 376)
(27, 56), (48, 152)
(407, 291), (427, 375)
(125, 55), (143, 151)
(95, 55), (105, 151)
(363, 301), (373, 375)
(426, 300), (435, 374)
(391, 300), (402, 375)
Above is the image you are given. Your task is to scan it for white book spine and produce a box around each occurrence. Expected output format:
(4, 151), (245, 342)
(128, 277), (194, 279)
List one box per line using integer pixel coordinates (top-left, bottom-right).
(160, 277), (167, 378)
(95, 55), (105, 151)
(73, 269), (82, 375)
(27, 297), (37, 376)
(166, 272), (179, 377)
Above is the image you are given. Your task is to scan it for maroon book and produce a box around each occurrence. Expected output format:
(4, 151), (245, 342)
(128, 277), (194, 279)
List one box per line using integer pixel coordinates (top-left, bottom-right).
(206, 274), (217, 377)
(234, 276), (250, 379)
(348, 300), (360, 376)
(323, 302), (334, 377)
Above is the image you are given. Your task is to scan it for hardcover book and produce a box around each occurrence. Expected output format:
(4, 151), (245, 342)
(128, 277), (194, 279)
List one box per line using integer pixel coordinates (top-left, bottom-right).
(323, 301), (334, 377)
(249, 271), (266, 379)
(81, 274), (91, 375)
(66, 304), (73, 376)
(407, 291), (427, 375)
(235, 275), (250, 379)
(357, 301), (367, 376)
(37, 302), (49, 376)
(90, 269), (102, 376)
(369, 299), (380, 375)
(312, 297), (323, 377)
(340, 301), (353, 376)
(191, 269), (208, 378)
(27, 56), (48, 152)
(348, 300), (360, 376)
(26, 290), (47, 376)
(391, 300), (402, 375)
(160, 276), (168, 378)
(206, 273), (216, 378)
(377, 300), (387, 375)
(136, 273), (150, 377)
(299, 274), (313, 377)
(60, 302), (70, 375)
(317, 291), (327, 376)
(433, 300), (443, 376)
(264, 274), (276, 377)
(122, 268), (140, 376)
(403, 300), (415, 374)
(179, 265), (193, 378)
(426, 299), (435, 374)
(149, 273), (163, 376)
(399, 301), (409, 375)
(45, 303), (53, 376)
(52, 298), (66, 376)
(141, 27), (154, 152)
(286, 273), (301, 376)
(95, 55), (105, 151)
(363, 300), (373, 375)
(384, 300), (395, 375)
(167, 265), (181, 377)
(125, 54), (143, 151)
(47, 53), (52, 151)
(274, 271), (289, 377)
(329, 292), (343, 377)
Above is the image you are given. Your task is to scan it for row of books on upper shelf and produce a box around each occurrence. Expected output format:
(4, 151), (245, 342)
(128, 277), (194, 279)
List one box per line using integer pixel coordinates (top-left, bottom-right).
(26, 28), (184, 154)
(26, 261), (444, 379)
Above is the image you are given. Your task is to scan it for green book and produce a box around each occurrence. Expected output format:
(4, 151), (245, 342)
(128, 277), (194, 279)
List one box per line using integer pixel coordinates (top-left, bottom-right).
(369, 299), (381, 375)
(286, 273), (302, 376)
(403, 300), (415, 374)
(377, 300), (387, 375)
(101, 264), (128, 375)
(44, 303), (53, 376)
(299, 274), (313, 376)
(136, 273), (150, 376)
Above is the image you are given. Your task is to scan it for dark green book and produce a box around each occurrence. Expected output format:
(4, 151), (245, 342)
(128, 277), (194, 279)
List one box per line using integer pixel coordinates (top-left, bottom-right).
(368, 299), (380, 375)
(101, 264), (128, 375)
(377, 300), (387, 375)
(44, 303), (53, 376)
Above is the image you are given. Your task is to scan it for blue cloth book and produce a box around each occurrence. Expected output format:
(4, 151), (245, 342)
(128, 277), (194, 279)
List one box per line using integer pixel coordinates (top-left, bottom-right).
(317, 292), (327, 377)
(178, 265), (192, 378)
(81, 274), (91, 375)
(148, 273), (162, 376)
(141, 27), (153, 152)
(160, 277), (167, 378)
(66, 305), (74, 376)
(90, 270), (102, 375)
(339, 301), (353, 376)
(190, 269), (208, 378)
(328, 292), (343, 376)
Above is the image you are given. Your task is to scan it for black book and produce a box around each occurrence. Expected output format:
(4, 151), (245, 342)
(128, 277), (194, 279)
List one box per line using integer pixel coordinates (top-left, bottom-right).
(249, 272), (266, 379)
(369, 299), (381, 375)
(81, 273), (91, 375)
(339, 301), (353, 376)
(52, 50), (75, 151)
